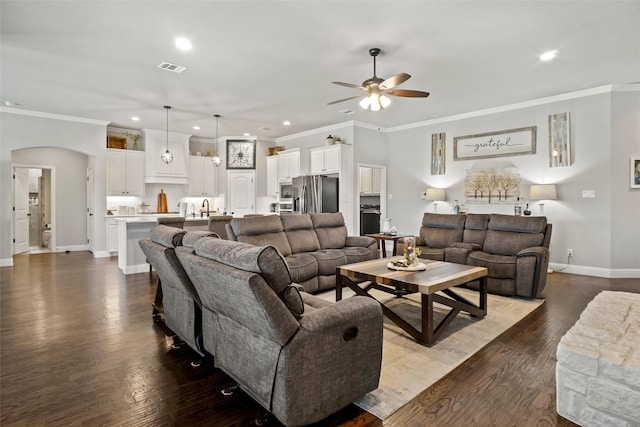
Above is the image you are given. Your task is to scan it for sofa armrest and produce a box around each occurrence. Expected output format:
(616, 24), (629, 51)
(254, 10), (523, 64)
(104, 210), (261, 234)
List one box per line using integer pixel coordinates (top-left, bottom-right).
(298, 296), (382, 332)
(345, 235), (376, 248)
(516, 246), (549, 298)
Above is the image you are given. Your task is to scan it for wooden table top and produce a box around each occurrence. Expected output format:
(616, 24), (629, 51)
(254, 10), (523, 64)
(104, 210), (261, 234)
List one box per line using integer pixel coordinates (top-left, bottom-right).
(338, 257), (487, 295)
(365, 233), (412, 241)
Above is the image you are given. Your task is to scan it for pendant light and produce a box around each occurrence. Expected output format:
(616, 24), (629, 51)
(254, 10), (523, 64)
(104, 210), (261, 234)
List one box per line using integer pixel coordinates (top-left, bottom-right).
(160, 105), (174, 164)
(211, 114), (222, 167)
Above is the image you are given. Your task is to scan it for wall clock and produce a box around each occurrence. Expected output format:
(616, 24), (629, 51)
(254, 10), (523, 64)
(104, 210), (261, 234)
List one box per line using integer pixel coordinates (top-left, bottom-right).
(226, 139), (256, 169)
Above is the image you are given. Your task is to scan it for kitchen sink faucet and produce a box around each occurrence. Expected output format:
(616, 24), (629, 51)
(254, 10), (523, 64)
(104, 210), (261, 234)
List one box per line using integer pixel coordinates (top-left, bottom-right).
(201, 199), (209, 218)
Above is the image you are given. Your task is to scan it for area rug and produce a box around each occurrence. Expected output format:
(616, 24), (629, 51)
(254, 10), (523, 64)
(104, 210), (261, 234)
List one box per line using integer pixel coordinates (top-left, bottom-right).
(317, 287), (544, 420)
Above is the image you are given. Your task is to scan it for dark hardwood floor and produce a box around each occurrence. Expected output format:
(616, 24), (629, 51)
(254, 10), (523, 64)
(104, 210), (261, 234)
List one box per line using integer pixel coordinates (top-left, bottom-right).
(1, 252), (638, 426)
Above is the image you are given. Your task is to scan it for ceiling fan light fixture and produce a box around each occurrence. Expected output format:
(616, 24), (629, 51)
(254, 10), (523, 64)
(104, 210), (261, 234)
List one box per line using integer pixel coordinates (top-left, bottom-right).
(380, 95), (391, 108)
(359, 97), (370, 109)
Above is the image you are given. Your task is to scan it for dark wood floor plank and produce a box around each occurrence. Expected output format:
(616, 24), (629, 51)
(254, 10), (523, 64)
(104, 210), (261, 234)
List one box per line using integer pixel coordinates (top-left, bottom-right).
(1, 252), (638, 426)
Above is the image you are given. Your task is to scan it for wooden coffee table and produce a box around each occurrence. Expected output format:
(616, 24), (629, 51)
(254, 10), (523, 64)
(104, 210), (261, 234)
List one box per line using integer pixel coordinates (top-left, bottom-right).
(337, 257), (488, 346)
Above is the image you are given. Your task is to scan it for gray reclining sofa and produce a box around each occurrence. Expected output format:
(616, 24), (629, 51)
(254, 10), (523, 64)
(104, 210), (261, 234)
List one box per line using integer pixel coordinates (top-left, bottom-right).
(226, 213), (378, 293)
(176, 235), (383, 426)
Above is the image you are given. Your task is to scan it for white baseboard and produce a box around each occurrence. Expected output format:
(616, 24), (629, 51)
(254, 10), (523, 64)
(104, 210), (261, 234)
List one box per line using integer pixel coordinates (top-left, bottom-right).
(121, 263), (150, 275)
(549, 263), (640, 279)
(0, 258), (13, 267)
(92, 250), (115, 259)
(52, 244), (90, 253)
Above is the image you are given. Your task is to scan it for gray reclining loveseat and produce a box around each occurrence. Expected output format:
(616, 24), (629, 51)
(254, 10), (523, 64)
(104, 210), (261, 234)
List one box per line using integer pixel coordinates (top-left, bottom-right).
(176, 236), (383, 426)
(399, 213), (552, 298)
(226, 213), (377, 293)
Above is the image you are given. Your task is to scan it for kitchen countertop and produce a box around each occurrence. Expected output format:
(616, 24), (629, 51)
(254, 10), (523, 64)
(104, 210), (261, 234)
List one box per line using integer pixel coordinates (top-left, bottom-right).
(107, 214), (224, 222)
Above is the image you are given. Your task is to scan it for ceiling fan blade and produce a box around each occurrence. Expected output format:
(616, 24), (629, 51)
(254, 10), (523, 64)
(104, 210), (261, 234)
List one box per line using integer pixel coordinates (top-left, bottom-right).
(327, 95), (363, 105)
(331, 81), (367, 90)
(380, 73), (411, 90)
(385, 89), (430, 98)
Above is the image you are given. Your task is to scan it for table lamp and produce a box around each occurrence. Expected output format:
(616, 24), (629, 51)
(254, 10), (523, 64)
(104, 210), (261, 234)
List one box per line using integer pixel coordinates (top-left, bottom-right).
(529, 184), (557, 214)
(425, 188), (446, 212)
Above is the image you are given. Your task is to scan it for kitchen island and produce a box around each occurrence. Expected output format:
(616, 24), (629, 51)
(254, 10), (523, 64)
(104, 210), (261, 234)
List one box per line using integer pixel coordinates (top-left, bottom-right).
(115, 215), (211, 275)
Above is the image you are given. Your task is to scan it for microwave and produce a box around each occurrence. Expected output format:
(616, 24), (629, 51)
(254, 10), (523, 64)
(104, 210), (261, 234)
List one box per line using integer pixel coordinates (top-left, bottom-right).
(279, 182), (293, 199)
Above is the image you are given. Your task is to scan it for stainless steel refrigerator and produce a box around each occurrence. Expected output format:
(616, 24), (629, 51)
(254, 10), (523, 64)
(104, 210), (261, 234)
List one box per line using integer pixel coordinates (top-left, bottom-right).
(292, 175), (339, 214)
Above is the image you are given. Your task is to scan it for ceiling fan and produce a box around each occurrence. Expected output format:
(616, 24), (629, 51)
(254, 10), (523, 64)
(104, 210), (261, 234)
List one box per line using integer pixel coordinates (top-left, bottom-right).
(328, 47), (430, 111)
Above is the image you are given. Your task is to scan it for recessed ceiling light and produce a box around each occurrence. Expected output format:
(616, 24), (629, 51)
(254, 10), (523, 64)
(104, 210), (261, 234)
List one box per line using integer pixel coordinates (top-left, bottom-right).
(4, 101), (21, 107)
(540, 50), (558, 61)
(283, 120), (291, 126)
(193, 126), (200, 130)
(175, 37), (192, 51)
(131, 116), (140, 121)
(243, 132), (250, 136)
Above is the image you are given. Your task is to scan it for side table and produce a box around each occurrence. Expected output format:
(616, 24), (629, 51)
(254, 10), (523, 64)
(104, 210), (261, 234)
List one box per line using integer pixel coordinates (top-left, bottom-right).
(366, 233), (412, 257)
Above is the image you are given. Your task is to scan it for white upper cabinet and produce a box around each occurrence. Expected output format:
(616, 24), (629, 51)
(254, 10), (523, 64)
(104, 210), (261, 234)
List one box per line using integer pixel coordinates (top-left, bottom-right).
(359, 167), (381, 195)
(143, 129), (190, 184)
(266, 156), (279, 196)
(310, 145), (346, 175)
(189, 156), (217, 196)
(106, 149), (145, 196)
(277, 150), (300, 182)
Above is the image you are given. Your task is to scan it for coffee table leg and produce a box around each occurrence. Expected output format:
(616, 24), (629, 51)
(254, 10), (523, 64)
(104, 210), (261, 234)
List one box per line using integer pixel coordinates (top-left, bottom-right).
(479, 276), (487, 315)
(336, 272), (343, 301)
(422, 293), (435, 345)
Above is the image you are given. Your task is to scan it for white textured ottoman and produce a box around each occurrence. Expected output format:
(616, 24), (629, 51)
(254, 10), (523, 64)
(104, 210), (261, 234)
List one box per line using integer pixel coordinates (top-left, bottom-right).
(556, 291), (640, 426)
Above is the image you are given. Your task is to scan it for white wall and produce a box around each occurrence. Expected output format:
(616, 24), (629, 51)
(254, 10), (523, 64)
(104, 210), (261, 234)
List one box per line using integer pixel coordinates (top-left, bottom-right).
(1, 109), (109, 265)
(610, 89), (640, 272)
(384, 88), (639, 277)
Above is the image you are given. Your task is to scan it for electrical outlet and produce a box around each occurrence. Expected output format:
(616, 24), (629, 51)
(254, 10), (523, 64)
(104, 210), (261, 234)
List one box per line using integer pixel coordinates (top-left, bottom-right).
(567, 249), (574, 257)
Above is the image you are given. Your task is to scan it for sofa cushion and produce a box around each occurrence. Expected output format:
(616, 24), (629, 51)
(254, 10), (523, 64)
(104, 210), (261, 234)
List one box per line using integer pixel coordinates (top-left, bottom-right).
(311, 213), (348, 249)
(282, 286), (304, 318)
(231, 215), (293, 256)
(461, 213), (490, 246)
(341, 246), (374, 264)
(467, 251), (517, 279)
(284, 253), (318, 284)
(419, 213), (465, 248)
(181, 230), (219, 248)
(194, 238), (303, 317)
(309, 249), (348, 276)
(483, 214), (547, 255)
(281, 214), (321, 253)
(150, 224), (186, 248)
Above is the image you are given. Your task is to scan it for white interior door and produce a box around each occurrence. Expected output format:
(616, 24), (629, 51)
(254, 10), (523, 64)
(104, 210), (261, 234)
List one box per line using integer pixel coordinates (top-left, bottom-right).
(86, 167), (94, 252)
(13, 168), (29, 254)
(227, 170), (255, 216)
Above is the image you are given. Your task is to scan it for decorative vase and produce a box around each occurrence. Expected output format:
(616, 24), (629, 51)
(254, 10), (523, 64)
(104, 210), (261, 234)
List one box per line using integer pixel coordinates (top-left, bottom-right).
(403, 237), (417, 266)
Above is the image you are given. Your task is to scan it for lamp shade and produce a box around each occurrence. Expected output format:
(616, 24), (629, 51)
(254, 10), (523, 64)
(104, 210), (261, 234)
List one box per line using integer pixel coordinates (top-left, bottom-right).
(530, 184), (557, 200)
(425, 188), (446, 201)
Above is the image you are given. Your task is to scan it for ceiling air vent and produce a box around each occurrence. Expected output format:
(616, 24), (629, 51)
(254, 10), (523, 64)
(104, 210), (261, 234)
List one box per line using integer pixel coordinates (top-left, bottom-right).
(338, 109), (355, 115)
(157, 62), (187, 74)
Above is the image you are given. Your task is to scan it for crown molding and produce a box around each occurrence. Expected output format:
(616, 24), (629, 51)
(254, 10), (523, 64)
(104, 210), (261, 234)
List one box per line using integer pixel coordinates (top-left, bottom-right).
(387, 85), (619, 133)
(275, 120), (356, 142)
(0, 107), (110, 126)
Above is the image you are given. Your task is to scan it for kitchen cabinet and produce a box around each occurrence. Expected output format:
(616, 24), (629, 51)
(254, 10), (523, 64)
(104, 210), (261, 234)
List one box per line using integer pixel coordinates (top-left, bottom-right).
(188, 156), (217, 196)
(267, 148), (306, 197)
(310, 145), (347, 175)
(106, 218), (119, 254)
(106, 149), (145, 196)
(143, 129), (190, 184)
(277, 149), (301, 182)
(359, 166), (381, 195)
(266, 156), (278, 196)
